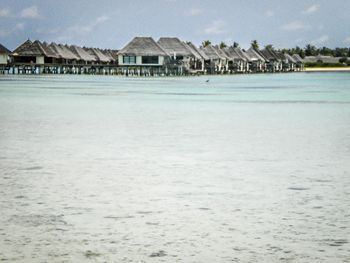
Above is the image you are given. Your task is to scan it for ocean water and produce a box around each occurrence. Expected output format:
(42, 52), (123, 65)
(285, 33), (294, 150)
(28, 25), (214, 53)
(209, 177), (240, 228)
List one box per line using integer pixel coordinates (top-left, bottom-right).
(0, 73), (349, 262)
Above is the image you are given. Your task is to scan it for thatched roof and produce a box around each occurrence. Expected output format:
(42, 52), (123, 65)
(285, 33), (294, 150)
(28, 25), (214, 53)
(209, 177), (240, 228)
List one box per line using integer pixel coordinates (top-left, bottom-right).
(83, 48), (99, 61)
(275, 51), (287, 61)
(157, 37), (193, 57)
(118, 37), (167, 56)
(234, 47), (250, 62)
(213, 46), (230, 60)
(182, 42), (201, 60)
(245, 47), (266, 62)
(0, 43), (11, 54)
(185, 42), (209, 60)
(11, 39), (118, 63)
(222, 47), (245, 61)
(12, 39), (32, 55)
(260, 48), (280, 61)
(12, 39), (40, 56)
(69, 45), (96, 61)
(100, 50), (116, 62)
(12, 40), (57, 57)
(41, 42), (59, 58)
(104, 49), (119, 60)
(200, 45), (221, 60)
(253, 48), (268, 62)
(49, 43), (79, 60)
(284, 53), (296, 63)
(292, 54), (303, 63)
(91, 48), (113, 62)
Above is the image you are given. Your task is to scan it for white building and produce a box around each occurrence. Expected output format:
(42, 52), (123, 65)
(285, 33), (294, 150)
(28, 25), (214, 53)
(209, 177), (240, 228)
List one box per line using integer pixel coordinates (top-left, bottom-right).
(0, 43), (11, 65)
(118, 37), (167, 67)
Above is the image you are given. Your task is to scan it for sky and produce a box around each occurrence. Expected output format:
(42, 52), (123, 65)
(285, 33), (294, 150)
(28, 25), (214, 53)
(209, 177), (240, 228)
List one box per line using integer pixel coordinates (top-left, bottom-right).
(0, 0), (350, 50)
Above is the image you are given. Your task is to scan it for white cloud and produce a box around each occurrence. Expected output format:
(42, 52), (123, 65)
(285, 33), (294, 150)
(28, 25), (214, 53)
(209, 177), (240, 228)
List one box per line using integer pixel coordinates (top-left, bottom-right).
(265, 10), (274, 17)
(204, 20), (227, 35)
(0, 8), (10, 17)
(15, 22), (25, 30)
(185, 8), (202, 16)
(55, 15), (110, 42)
(311, 35), (329, 45)
(20, 6), (39, 18)
(280, 20), (310, 31)
(343, 37), (350, 45)
(303, 4), (319, 14)
(0, 21), (25, 37)
(96, 15), (109, 23)
(68, 15), (110, 34)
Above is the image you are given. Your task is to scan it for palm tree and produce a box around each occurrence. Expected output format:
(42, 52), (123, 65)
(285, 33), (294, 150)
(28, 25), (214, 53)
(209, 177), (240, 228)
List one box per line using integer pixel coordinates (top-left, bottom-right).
(251, 40), (259, 49)
(202, 40), (211, 48)
(219, 42), (227, 49)
(305, 44), (316, 56)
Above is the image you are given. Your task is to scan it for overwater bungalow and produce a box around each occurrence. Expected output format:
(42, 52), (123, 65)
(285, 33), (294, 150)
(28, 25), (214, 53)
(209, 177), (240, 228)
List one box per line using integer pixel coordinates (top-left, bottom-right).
(117, 37), (168, 76)
(103, 49), (119, 63)
(83, 47), (117, 74)
(68, 45), (99, 74)
(84, 48), (111, 64)
(50, 43), (79, 63)
(233, 47), (250, 72)
(244, 47), (266, 72)
(185, 42), (210, 72)
(213, 46), (232, 73)
(0, 43), (11, 73)
(182, 42), (206, 72)
(69, 45), (96, 64)
(283, 53), (297, 71)
(157, 37), (194, 74)
(11, 40), (60, 73)
(200, 45), (225, 73)
(48, 43), (81, 73)
(292, 54), (304, 71)
(260, 47), (282, 72)
(222, 47), (248, 73)
(0, 43), (11, 64)
(274, 51), (289, 71)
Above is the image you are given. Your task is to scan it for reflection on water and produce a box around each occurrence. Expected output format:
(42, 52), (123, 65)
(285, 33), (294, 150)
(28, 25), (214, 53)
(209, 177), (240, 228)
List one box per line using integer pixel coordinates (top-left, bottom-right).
(0, 73), (350, 262)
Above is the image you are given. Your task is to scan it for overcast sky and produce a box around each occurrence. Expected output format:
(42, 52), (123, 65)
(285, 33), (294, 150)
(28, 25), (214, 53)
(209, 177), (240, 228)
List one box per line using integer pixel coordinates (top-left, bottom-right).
(1, 0), (350, 50)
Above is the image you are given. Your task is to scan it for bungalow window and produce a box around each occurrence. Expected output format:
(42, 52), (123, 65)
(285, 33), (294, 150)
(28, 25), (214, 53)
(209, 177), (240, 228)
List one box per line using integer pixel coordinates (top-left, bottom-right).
(123, 55), (136, 64)
(141, 56), (159, 64)
(172, 55), (183, 61)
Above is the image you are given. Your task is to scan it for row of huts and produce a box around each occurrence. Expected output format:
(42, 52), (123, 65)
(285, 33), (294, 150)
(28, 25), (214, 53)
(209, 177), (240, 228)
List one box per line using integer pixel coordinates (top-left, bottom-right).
(1, 40), (118, 74)
(303, 55), (343, 64)
(0, 37), (304, 75)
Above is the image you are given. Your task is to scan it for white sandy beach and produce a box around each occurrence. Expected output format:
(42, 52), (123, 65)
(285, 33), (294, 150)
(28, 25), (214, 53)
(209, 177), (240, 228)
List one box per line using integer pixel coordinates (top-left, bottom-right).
(305, 67), (350, 72)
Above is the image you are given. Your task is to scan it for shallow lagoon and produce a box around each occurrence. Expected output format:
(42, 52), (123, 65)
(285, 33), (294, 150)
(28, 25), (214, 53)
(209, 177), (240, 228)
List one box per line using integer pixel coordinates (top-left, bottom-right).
(0, 73), (350, 262)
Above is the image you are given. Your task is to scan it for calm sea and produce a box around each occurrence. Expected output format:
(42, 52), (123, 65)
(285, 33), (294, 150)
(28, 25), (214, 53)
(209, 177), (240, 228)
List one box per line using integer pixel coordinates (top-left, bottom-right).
(0, 73), (350, 262)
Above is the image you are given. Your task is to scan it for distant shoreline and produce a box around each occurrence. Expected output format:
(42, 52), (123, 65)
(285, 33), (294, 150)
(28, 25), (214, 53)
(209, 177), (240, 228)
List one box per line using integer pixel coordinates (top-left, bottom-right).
(304, 67), (350, 72)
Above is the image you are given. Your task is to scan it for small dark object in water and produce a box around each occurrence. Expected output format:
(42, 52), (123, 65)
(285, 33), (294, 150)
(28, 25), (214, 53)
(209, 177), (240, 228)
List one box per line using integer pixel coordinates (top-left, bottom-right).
(20, 166), (43, 171)
(84, 250), (100, 258)
(206, 79), (210, 82)
(149, 250), (167, 257)
(288, 187), (310, 191)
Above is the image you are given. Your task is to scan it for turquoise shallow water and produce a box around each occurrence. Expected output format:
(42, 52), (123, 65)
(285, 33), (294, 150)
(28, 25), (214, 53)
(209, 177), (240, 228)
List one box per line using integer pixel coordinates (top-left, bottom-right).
(0, 73), (350, 262)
